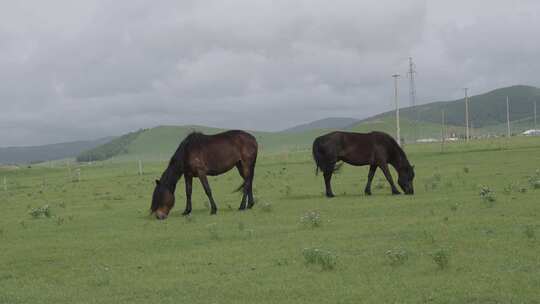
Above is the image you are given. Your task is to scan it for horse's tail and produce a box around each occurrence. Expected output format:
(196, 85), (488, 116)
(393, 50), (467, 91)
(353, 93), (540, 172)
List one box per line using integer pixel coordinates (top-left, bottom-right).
(313, 137), (342, 175)
(233, 157), (257, 193)
(234, 182), (245, 193)
(312, 138), (324, 175)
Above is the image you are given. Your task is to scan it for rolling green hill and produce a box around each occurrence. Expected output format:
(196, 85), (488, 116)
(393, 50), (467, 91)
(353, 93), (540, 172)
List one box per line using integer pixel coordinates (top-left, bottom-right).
(77, 85), (540, 162)
(365, 85), (540, 129)
(94, 126), (335, 161)
(76, 120), (452, 162)
(282, 117), (359, 133)
(76, 129), (146, 162)
(349, 116), (460, 141)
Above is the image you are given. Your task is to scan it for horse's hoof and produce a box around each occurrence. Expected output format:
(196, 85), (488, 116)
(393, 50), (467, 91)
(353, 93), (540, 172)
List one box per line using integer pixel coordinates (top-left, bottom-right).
(326, 194), (335, 198)
(238, 207), (246, 211)
(182, 211), (191, 216)
(365, 191), (372, 196)
(392, 191), (401, 195)
(210, 210), (217, 215)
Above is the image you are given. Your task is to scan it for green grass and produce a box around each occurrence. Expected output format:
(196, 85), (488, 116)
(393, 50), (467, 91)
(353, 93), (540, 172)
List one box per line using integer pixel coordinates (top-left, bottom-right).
(1, 137), (540, 303)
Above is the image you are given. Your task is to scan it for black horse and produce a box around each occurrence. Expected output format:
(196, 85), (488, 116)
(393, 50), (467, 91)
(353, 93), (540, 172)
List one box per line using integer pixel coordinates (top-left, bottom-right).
(312, 131), (414, 197)
(151, 130), (258, 219)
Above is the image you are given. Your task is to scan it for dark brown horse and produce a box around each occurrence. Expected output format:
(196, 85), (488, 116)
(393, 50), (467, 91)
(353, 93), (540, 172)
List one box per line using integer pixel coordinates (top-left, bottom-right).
(151, 130), (258, 219)
(312, 131), (415, 197)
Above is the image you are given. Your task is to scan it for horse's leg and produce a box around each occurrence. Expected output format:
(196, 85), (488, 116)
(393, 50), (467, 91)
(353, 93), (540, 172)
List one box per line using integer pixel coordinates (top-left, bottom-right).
(199, 174), (218, 214)
(182, 175), (193, 215)
(236, 163), (248, 210)
(364, 165), (377, 195)
(323, 169), (335, 198)
(246, 161), (256, 209)
(380, 164), (401, 195)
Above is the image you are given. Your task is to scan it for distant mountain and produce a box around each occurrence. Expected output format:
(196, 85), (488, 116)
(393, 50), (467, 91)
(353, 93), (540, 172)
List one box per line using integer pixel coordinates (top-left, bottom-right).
(362, 85), (540, 129)
(0, 137), (114, 164)
(281, 117), (359, 133)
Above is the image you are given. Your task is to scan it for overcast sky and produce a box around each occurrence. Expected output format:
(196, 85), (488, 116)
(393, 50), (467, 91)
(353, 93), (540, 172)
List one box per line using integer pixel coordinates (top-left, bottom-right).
(1, 0), (539, 146)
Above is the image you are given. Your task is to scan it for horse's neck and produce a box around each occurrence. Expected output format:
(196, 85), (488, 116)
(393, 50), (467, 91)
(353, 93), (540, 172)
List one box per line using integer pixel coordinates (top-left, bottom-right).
(390, 148), (408, 170)
(161, 165), (182, 193)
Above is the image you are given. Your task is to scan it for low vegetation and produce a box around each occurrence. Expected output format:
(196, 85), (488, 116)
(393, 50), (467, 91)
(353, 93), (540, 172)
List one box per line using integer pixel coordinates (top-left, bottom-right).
(302, 248), (337, 271)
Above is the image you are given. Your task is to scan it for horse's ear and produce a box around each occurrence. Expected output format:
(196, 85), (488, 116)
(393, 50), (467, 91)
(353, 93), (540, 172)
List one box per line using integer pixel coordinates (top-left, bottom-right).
(155, 179), (160, 185)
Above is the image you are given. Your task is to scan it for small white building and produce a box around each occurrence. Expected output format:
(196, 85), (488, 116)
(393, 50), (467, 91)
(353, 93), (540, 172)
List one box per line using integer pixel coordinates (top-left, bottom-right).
(416, 138), (439, 143)
(522, 129), (540, 136)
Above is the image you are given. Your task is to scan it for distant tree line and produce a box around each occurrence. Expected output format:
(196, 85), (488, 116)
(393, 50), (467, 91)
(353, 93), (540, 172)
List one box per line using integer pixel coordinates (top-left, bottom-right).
(76, 129), (146, 162)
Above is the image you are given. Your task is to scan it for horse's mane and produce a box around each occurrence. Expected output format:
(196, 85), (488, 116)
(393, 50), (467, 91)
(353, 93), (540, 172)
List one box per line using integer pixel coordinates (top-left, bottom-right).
(377, 132), (410, 168)
(168, 132), (205, 166)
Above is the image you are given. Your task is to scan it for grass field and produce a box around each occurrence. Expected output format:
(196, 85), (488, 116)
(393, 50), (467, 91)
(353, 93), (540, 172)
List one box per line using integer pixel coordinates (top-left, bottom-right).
(1, 137), (540, 303)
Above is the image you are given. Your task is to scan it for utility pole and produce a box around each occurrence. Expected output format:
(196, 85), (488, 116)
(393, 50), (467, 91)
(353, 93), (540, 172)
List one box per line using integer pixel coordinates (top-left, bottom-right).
(463, 88), (470, 142)
(408, 57), (417, 141)
(534, 100), (537, 132)
(506, 96), (511, 138)
(392, 74), (401, 146)
(441, 110), (446, 153)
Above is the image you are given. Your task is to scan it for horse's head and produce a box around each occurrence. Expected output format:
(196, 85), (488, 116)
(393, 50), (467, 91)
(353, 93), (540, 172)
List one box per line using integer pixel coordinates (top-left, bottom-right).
(398, 165), (415, 195)
(150, 179), (175, 220)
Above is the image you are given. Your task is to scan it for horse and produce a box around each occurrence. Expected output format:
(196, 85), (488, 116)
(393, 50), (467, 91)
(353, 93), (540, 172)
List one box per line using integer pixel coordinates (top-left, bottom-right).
(150, 130), (258, 219)
(312, 131), (415, 197)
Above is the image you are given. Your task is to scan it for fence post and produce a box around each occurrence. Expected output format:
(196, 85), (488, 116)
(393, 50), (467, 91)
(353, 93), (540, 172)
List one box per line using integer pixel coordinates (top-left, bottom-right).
(138, 160), (143, 176)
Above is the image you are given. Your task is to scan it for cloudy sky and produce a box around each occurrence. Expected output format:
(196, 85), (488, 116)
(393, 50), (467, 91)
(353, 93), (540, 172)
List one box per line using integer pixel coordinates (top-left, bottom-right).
(1, 0), (539, 146)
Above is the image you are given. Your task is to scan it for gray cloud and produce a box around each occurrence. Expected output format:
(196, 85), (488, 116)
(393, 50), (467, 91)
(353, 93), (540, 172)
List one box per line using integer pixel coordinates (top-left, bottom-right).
(1, 0), (539, 146)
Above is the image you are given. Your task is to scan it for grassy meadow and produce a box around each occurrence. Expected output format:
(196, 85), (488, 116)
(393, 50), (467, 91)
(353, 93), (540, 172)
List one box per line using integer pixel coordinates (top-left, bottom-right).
(1, 137), (540, 303)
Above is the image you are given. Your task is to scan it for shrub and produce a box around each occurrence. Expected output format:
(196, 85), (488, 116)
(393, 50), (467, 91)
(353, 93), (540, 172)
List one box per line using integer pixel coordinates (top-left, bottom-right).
(302, 248), (337, 271)
(504, 182), (528, 194)
(385, 248), (409, 266)
(300, 210), (322, 228)
(29, 205), (51, 218)
(479, 185), (496, 203)
(56, 216), (65, 226)
(524, 225), (536, 239)
(528, 170), (540, 189)
(284, 185), (292, 196)
(430, 248), (450, 270)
